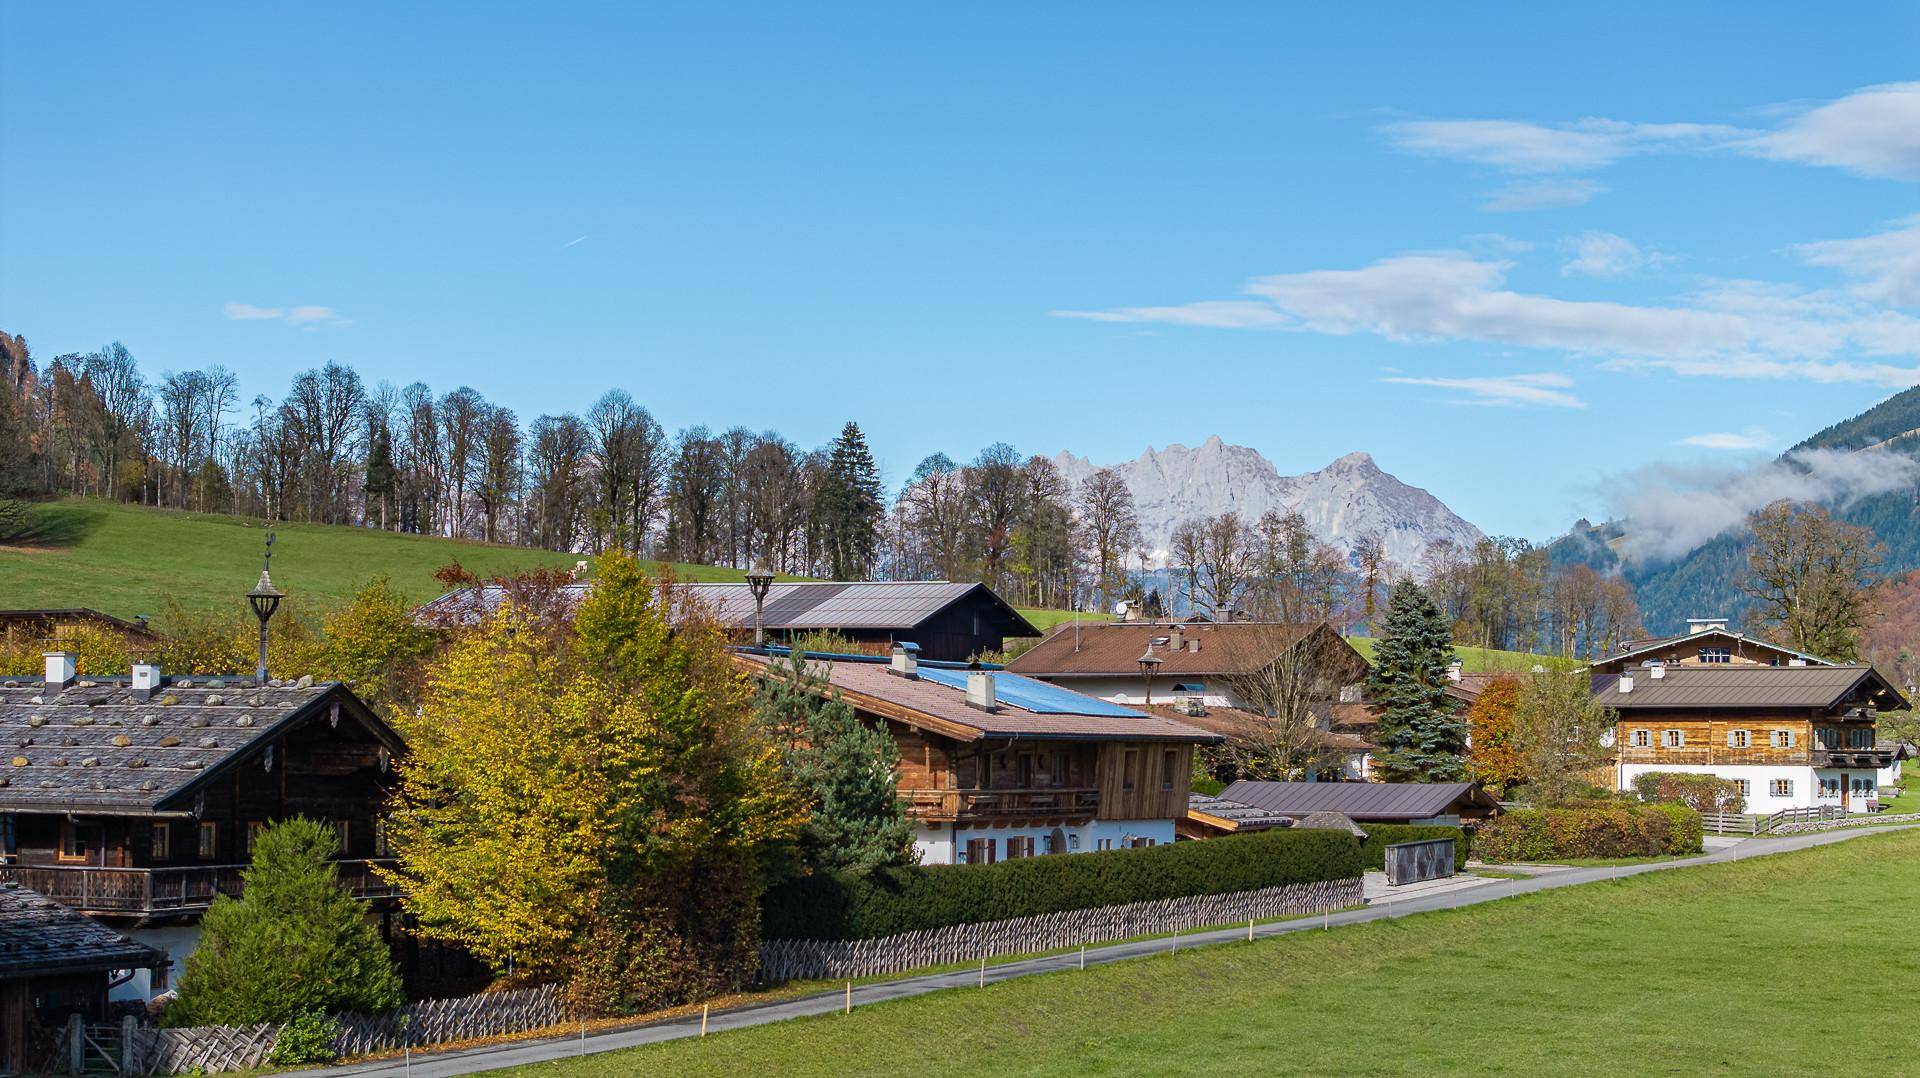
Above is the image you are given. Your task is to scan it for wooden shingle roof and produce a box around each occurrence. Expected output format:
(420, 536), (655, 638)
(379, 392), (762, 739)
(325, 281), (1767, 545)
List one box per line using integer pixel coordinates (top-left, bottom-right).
(0, 883), (165, 977)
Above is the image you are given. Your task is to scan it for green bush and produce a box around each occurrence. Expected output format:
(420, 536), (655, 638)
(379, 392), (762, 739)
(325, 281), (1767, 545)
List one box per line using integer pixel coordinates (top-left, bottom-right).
(762, 828), (1363, 941)
(1474, 805), (1705, 863)
(1357, 824), (1470, 871)
(1631, 771), (1746, 814)
(267, 1011), (339, 1066)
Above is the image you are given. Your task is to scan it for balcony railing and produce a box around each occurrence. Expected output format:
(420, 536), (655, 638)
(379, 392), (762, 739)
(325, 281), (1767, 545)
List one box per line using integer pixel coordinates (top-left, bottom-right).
(0, 859), (399, 916)
(899, 787), (1099, 820)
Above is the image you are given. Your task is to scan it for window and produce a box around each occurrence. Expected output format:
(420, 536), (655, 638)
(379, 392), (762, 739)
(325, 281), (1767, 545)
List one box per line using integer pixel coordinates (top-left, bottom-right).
(1733, 779), (1751, 798)
(1050, 752), (1067, 787)
(246, 821), (267, 856)
(1006, 836), (1034, 859)
(0, 814), (14, 862)
(150, 823), (171, 860)
(58, 821), (90, 862)
(1771, 778), (1794, 797)
(198, 821), (218, 860)
(1162, 750), (1178, 792)
(1847, 727), (1872, 749)
(1041, 833), (1056, 854)
(1853, 776), (1876, 796)
(1815, 727), (1839, 750)
(1630, 729), (1652, 748)
(1772, 730), (1797, 749)
(962, 838), (996, 865)
(1068, 834), (1081, 851)
(1727, 729), (1751, 749)
(1121, 749), (1138, 792)
(1096, 838), (1113, 852)
(1698, 647), (1731, 664)
(333, 820), (350, 856)
(373, 818), (391, 858)
(1130, 837), (1155, 848)
(1660, 729), (1684, 748)
(1820, 776), (1841, 798)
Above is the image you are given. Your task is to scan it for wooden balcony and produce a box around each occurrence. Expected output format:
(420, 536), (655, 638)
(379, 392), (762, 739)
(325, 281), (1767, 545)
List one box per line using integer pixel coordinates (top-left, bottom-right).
(0, 859), (399, 918)
(900, 787), (1098, 821)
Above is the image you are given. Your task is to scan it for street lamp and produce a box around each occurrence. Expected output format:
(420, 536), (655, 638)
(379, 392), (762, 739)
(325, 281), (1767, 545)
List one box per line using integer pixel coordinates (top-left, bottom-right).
(1137, 647), (1163, 708)
(246, 532), (285, 683)
(745, 564), (775, 646)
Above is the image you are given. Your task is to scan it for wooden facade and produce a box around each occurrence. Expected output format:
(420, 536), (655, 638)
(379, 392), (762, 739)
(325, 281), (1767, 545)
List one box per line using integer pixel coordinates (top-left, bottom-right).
(1616, 714), (1876, 769)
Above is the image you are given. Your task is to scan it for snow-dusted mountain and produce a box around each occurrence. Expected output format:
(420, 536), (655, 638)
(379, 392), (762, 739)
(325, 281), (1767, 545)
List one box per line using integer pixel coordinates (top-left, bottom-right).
(1052, 437), (1485, 571)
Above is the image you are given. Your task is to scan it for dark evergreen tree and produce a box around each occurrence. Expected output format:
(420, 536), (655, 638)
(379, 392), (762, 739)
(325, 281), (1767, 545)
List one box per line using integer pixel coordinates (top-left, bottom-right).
(1366, 580), (1465, 782)
(816, 421), (883, 581)
(364, 423), (397, 530)
(166, 818), (403, 1026)
(754, 650), (916, 874)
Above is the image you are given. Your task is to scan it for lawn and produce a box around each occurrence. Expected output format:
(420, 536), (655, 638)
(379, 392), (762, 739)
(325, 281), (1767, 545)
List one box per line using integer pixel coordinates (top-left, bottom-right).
(0, 498), (756, 617)
(1017, 607), (1104, 633)
(1346, 635), (1574, 673)
(501, 830), (1920, 1077)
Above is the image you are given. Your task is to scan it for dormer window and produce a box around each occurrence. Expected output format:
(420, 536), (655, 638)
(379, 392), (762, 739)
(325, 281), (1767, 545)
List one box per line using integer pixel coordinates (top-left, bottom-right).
(1698, 648), (1731, 664)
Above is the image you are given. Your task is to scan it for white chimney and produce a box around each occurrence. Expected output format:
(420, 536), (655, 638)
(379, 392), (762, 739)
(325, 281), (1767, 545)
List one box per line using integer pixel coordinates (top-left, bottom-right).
(888, 642), (920, 679)
(1445, 660), (1462, 683)
(1619, 672), (1634, 694)
(43, 651), (76, 692)
(966, 670), (998, 712)
(1788, 658), (1807, 667)
(1687, 617), (1729, 635)
(1649, 662), (1666, 680)
(131, 660), (163, 700)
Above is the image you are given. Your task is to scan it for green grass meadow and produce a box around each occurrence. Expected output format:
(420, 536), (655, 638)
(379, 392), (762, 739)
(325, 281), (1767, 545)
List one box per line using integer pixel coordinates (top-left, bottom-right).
(1346, 635), (1571, 673)
(501, 830), (1920, 1077)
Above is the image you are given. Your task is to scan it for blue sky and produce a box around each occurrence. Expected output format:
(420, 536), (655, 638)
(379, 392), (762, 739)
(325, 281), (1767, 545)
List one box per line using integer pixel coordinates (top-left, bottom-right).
(5, 4), (1920, 541)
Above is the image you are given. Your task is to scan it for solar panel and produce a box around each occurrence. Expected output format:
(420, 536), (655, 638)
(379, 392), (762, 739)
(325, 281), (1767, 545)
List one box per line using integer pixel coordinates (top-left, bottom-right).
(913, 667), (1145, 717)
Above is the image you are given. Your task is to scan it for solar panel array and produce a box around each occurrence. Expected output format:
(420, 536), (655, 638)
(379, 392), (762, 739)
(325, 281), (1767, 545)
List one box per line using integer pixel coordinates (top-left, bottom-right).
(912, 666), (1146, 718)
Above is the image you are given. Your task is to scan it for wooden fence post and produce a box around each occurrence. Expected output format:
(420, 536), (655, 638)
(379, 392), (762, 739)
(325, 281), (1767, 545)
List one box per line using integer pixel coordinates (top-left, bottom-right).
(67, 1013), (84, 1075)
(120, 1014), (137, 1075)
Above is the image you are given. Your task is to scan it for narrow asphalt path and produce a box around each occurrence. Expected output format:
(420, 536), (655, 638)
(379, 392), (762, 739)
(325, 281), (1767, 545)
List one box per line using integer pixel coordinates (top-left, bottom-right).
(293, 824), (1917, 1078)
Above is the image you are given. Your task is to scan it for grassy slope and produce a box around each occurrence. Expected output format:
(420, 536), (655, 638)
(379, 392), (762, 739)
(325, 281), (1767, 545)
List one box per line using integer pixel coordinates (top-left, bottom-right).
(0, 499), (754, 616)
(1346, 635), (1573, 673)
(502, 831), (1920, 1077)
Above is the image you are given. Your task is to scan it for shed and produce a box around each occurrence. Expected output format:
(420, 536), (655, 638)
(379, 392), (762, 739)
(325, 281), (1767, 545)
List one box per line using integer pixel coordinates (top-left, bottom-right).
(0, 883), (165, 1073)
(1217, 780), (1499, 825)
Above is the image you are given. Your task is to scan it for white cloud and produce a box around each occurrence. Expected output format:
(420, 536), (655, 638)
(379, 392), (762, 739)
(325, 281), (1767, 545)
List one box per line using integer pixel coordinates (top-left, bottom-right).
(1792, 215), (1920, 308)
(1385, 119), (1743, 173)
(223, 302), (349, 328)
(1678, 431), (1770, 450)
(1561, 231), (1665, 277)
(1053, 251), (1920, 387)
(1482, 179), (1606, 212)
(1382, 371), (1585, 408)
(1747, 82), (1920, 181)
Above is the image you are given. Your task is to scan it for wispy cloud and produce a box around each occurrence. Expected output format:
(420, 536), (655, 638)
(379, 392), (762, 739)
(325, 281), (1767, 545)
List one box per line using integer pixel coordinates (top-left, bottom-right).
(223, 302), (350, 328)
(1482, 179), (1606, 212)
(1678, 430), (1770, 450)
(563, 235), (589, 249)
(1792, 214), (1920, 308)
(1384, 118), (1744, 173)
(1561, 230), (1667, 278)
(1746, 82), (1920, 181)
(1382, 371), (1585, 408)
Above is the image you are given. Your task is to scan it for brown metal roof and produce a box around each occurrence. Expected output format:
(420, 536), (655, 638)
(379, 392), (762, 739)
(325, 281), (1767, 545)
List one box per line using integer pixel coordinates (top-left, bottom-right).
(1219, 779), (1497, 821)
(734, 653), (1219, 744)
(1592, 664), (1908, 711)
(1005, 621), (1355, 678)
(1142, 704), (1373, 751)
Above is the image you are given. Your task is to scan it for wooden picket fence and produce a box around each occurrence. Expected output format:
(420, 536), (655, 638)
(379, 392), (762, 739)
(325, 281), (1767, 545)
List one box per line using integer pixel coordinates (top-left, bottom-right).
(758, 876), (1363, 982)
(120, 984), (572, 1075)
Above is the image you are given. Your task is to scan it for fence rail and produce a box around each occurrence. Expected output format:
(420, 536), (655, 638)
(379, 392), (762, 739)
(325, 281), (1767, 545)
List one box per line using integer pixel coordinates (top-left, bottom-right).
(758, 877), (1362, 982)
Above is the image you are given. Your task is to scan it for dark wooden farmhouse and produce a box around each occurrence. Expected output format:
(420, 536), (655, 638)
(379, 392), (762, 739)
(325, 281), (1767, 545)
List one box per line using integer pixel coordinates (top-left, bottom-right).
(419, 579), (1040, 662)
(0, 882), (165, 1074)
(736, 646), (1219, 864)
(0, 652), (404, 999)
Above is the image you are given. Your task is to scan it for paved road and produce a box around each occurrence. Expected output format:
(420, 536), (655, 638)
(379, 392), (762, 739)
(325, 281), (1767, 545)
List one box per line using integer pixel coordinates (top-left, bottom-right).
(293, 824), (1917, 1078)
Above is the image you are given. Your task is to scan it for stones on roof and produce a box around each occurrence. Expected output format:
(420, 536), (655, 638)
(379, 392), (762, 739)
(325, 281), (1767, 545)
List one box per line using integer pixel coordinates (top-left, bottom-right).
(0, 882), (165, 977)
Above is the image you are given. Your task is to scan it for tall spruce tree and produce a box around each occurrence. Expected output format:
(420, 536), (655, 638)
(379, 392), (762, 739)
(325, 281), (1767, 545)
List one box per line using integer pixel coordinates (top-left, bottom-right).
(817, 421), (883, 580)
(1367, 580), (1466, 782)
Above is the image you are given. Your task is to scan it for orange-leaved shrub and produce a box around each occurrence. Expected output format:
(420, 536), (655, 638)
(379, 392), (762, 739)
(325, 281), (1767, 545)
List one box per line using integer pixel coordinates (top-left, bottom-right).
(1473, 804), (1702, 862)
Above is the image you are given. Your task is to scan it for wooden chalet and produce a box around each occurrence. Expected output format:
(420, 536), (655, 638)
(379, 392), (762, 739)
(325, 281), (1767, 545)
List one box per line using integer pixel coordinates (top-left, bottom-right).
(419, 580), (1039, 662)
(0, 883), (165, 1074)
(737, 646), (1219, 864)
(0, 608), (159, 649)
(0, 653), (403, 931)
(1592, 618), (1834, 675)
(1600, 663), (1908, 813)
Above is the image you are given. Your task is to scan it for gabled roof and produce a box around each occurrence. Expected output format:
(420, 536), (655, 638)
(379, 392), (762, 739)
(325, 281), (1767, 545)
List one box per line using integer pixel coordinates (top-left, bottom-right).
(417, 580), (1039, 637)
(0, 883), (165, 977)
(0, 676), (401, 815)
(1219, 780), (1498, 821)
(1592, 664), (1909, 712)
(1143, 705), (1373, 752)
(733, 650), (1219, 744)
(1005, 621), (1361, 679)
(1187, 793), (1296, 832)
(1602, 628), (1834, 669)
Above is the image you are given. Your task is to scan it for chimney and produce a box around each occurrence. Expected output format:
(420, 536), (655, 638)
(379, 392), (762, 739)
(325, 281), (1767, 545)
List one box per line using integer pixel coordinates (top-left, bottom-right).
(1687, 617), (1728, 635)
(1445, 660), (1462, 683)
(1788, 658), (1807, 667)
(888, 641), (921, 680)
(966, 670), (998, 712)
(131, 660), (163, 700)
(1619, 672), (1634, 694)
(43, 651), (77, 693)
(1169, 627), (1185, 651)
(1648, 661), (1666, 680)
(1187, 638), (1201, 653)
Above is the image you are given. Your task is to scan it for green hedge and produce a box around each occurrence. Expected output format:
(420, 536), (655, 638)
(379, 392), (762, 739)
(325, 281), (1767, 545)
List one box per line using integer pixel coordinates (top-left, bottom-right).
(1357, 824), (1471, 871)
(1473, 805), (1703, 863)
(762, 828), (1364, 941)
(1631, 771), (1746, 814)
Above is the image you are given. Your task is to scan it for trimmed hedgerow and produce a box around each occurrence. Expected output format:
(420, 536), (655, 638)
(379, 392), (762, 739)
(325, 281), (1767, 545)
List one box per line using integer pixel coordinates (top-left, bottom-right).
(1474, 805), (1703, 863)
(762, 828), (1364, 941)
(1631, 771), (1746, 814)
(1357, 824), (1470, 871)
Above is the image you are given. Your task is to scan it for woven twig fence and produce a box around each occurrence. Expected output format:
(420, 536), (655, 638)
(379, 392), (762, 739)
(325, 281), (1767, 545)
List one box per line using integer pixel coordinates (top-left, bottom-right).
(759, 876), (1362, 982)
(125, 984), (572, 1075)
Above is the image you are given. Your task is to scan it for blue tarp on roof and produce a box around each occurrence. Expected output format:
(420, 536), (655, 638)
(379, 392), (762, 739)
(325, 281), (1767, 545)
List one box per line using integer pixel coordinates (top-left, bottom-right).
(912, 666), (1144, 718)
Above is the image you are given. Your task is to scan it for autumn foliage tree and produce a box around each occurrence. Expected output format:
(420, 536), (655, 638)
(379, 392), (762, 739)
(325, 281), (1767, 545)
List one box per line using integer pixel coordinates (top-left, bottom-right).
(380, 555), (801, 1014)
(1465, 675), (1526, 797)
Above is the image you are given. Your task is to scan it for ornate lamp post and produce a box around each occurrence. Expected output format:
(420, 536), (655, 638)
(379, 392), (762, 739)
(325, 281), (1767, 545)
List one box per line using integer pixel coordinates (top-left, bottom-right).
(246, 533), (285, 683)
(1137, 647), (1163, 707)
(745, 564), (775, 646)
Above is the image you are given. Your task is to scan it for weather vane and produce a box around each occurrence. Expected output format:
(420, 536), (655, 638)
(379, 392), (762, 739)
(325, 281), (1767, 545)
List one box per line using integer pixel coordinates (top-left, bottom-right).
(262, 530), (275, 576)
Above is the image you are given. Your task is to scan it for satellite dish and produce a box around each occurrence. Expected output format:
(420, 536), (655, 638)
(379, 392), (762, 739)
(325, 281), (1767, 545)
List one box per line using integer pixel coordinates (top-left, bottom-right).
(1114, 600), (1130, 616)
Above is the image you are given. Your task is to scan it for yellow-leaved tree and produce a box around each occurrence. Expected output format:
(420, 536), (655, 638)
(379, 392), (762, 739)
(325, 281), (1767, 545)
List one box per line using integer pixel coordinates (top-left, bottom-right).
(380, 555), (802, 1014)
